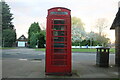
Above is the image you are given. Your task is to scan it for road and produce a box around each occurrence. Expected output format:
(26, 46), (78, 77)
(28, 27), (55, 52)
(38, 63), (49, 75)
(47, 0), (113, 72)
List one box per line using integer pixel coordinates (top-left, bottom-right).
(2, 48), (119, 78)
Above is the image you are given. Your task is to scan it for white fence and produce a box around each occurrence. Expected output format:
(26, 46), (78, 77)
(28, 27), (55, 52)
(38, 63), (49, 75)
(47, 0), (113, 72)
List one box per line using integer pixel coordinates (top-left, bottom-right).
(72, 46), (102, 49)
(44, 44), (102, 48)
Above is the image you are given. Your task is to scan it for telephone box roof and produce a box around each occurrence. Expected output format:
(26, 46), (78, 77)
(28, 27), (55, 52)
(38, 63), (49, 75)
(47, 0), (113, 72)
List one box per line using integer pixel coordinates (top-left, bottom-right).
(48, 7), (71, 11)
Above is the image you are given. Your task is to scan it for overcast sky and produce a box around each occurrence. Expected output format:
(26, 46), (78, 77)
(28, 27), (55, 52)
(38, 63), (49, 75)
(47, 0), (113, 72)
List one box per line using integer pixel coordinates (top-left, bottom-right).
(5, 0), (120, 42)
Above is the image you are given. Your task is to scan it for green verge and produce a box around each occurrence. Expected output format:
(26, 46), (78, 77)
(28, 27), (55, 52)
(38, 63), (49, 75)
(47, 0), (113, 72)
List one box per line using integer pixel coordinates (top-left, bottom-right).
(35, 48), (45, 51)
(35, 48), (115, 53)
(0, 47), (16, 49)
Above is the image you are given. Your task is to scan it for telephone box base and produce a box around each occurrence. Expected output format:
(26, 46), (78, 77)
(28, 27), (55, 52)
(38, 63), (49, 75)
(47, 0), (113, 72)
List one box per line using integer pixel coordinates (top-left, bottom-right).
(45, 72), (72, 76)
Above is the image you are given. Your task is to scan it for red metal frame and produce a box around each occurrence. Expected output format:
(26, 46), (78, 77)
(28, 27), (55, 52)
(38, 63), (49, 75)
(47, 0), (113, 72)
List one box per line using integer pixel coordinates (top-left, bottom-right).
(46, 7), (71, 75)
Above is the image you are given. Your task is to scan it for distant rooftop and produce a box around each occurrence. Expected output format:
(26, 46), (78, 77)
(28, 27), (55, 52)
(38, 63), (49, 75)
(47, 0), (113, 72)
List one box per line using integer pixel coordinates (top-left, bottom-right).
(17, 35), (27, 41)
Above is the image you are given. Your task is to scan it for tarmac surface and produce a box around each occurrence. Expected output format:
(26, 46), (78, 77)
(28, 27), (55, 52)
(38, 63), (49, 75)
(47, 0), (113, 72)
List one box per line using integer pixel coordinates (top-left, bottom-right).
(1, 48), (120, 78)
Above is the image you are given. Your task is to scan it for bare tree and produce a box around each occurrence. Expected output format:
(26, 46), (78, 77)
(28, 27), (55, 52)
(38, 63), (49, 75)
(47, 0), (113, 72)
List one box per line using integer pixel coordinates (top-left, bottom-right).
(94, 18), (108, 36)
(40, 22), (46, 30)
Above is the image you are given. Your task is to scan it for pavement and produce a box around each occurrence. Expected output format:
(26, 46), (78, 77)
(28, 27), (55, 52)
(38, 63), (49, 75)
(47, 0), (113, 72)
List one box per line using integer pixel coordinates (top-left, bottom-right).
(1, 48), (120, 78)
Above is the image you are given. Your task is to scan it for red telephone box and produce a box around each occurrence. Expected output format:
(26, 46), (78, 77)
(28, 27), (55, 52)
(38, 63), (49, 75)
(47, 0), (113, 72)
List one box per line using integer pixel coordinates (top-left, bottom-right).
(46, 7), (71, 75)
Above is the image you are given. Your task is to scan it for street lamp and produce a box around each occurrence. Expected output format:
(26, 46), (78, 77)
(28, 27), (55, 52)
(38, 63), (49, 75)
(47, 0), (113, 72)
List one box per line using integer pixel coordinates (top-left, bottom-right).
(36, 40), (39, 48)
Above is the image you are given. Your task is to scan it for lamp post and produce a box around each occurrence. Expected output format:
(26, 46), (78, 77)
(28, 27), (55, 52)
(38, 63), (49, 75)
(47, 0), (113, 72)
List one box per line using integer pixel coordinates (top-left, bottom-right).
(37, 40), (39, 48)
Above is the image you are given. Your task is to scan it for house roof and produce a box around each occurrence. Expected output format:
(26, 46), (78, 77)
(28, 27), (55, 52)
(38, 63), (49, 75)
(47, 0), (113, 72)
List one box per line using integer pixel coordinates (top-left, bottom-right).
(110, 8), (120, 29)
(17, 35), (27, 41)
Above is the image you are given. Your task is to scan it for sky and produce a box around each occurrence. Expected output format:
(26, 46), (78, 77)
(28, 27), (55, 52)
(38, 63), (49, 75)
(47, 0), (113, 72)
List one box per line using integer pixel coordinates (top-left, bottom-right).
(5, 0), (120, 43)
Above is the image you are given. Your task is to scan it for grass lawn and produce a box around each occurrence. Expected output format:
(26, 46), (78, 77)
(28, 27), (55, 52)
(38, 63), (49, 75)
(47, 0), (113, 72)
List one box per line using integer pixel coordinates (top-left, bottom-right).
(35, 48), (115, 53)
(0, 47), (16, 49)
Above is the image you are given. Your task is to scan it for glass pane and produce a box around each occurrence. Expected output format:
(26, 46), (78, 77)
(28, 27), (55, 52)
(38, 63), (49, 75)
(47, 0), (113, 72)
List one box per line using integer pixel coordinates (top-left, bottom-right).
(52, 60), (67, 65)
(52, 55), (67, 59)
(53, 31), (66, 36)
(54, 37), (66, 42)
(54, 43), (66, 48)
(54, 49), (67, 53)
(54, 20), (65, 24)
(53, 25), (65, 30)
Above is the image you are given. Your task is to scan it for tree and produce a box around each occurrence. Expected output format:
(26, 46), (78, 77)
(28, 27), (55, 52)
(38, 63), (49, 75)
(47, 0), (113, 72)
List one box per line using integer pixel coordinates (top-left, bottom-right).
(28, 22), (41, 34)
(0, 2), (2, 47)
(29, 33), (37, 48)
(2, 29), (16, 47)
(28, 22), (41, 45)
(85, 32), (110, 47)
(40, 22), (46, 30)
(72, 17), (86, 45)
(2, 1), (14, 29)
(37, 32), (45, 48)
(1, 1), (16, 47)
(95, 34), (110, 47)
(28, 22), (45, 48)
(94, 18), (108, 36)
(72, 16), (85, 29)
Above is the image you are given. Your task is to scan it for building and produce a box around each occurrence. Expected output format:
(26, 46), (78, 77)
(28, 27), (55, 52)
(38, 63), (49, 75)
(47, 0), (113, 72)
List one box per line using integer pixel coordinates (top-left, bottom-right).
(16, 35), (28, 47)
(110, 2), (120, 66)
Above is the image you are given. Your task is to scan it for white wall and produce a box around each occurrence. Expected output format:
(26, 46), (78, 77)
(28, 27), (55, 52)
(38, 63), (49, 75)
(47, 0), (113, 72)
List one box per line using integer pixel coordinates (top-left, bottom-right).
(18, 41), (26, 47)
